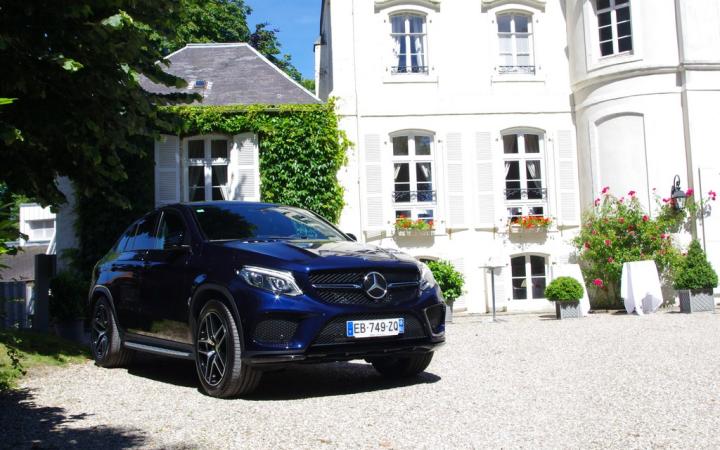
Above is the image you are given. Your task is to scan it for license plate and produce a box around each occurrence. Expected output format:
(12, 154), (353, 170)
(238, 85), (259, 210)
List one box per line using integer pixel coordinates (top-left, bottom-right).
(346, 318), (404, 338)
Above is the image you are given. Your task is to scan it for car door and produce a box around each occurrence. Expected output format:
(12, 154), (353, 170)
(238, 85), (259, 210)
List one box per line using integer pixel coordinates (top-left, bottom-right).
(139, 209), (194, 344)
(113, 213), (160, 336)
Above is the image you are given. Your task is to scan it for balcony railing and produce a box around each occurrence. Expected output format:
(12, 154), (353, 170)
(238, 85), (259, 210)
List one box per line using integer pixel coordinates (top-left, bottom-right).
(504, 187), (547, 201)
(498, 65), (536, 75)
(391, 65), (429, 74)
(392, 190), (437, 203)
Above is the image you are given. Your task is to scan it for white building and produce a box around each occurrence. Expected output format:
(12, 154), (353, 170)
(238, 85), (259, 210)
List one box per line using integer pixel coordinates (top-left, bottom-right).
(18, 204), (55, 247)
(316, 0), (720, 312)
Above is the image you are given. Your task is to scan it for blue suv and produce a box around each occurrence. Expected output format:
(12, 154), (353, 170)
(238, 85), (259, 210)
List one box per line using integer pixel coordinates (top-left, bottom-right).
(89, 202), (446, 397)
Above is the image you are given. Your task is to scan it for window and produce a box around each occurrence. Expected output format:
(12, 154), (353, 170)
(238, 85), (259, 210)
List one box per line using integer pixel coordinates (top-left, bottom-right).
(510, 255), (547, 300)
(128, 214), (160, 251)
(157, 210), (187, 249)
(597, 0), (632, 57)
(497, 13), (534, 74)
(390, 14), (427, 74)
(186, 137), (230, 201)
(503, 131), (546, 222)
(27, 219), (55, 241)
(392, 133), (435, 223)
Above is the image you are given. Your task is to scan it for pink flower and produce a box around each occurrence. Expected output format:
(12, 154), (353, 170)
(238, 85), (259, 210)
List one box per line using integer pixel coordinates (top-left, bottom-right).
(618, 218), (625, 224)
(652, 187), (657, 192)
(584, 242), (591, 249)
(686, 188), (694, 197)
(628, 190), (636, 197)
(604, 239), (612, 246)
(662, 198), (670, 203)
(660, 233), (668, 239)
(619, 196), (625, 204)
(709, 190), (717, 201)
(594, 198), (601, 207)
(601, 186), (610, 194)
(642, 215), (649, 222)
(607, 257), (614, 263)
(593, 278), (604, 287)
(592, 229), (598, 235)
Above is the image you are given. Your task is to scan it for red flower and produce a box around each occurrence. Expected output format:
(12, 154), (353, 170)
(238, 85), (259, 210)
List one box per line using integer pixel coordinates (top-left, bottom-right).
(686, 188), (694, 197)
(593, 278), (604, 287)
(709, 190), (717, 201)
(604, 239), (612, 246)
(660, 233), (668, 239)
(642, 215), (649, 222)
(628, 190), (636, 197)
(618, 218), (625, 224)
(584, 242), (591, 249)
(607, 257), (614, 263)
(594, 198), (601, 207)
(591, 229), (598, 235)
(601, 186), (610, 194)
(627, 225), (634, 231)
(662, 198), (670, 203)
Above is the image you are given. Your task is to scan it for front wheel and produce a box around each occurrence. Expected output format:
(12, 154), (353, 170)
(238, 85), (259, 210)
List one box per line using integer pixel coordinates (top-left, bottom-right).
(371, 353), (434, 378)
(195, 300), (262, 398)
(90, 297), (133, 368)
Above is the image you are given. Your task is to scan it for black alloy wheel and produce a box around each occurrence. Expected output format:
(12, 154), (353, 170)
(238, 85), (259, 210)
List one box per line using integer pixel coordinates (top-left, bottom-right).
(90, 297), (133, 367)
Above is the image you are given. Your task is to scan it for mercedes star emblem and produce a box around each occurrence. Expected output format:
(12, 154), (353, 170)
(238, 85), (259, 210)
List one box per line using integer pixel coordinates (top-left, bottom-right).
(363, 271), (388, 300)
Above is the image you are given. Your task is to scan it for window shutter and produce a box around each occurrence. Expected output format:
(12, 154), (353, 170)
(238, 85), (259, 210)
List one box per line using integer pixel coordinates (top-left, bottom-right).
(556, 130), (580, 226)
(475, 132), (496, 228)
(229, 133), (260, 201)
(492, 266), (507, 306)
(445, 133), (468, 229)
(155, 135), (180, 207)
(363, 134), (387, 231)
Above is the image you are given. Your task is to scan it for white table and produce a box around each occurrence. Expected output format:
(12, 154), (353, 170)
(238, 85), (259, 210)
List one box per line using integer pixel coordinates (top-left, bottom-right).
(552, 264), (591, 316)
(620, 260), (663, 315)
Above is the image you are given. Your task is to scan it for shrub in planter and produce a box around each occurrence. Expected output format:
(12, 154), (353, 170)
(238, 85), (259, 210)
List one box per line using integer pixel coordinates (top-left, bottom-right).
(545, 276), (584, 319)
(49, 271), (88, 341)
(674, 240), (718, 313)
(426, 260), (464, 309)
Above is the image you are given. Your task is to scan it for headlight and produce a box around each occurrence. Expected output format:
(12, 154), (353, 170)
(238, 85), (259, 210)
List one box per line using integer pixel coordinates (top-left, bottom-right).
(239, 266), (303, 296)
(419, 263), (437, 291)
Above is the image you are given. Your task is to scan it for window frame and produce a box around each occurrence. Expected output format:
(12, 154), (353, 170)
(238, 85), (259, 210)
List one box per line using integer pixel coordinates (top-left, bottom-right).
(183, 135), (231, 202)
(389, 12), (429, 75)
(596, 0), (632, 58)
(502, 130), (547, 222)
(496, 12), (535, 75)
(390, 131), (437, 223)
(510, 254), (548, 300)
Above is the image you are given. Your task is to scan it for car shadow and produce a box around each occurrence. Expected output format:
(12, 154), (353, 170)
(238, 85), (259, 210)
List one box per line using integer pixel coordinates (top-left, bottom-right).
(0, 388), (153, 449)
(125, 355), (441, 400)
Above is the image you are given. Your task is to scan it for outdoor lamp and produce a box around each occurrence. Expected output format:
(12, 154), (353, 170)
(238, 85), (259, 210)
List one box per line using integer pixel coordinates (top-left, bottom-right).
(670, 175), (687, 211)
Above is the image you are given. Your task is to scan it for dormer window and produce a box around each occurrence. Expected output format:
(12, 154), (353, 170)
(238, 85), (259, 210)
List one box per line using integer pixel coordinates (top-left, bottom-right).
(194, 80), (208, 89)
(390, 13), (428, 74)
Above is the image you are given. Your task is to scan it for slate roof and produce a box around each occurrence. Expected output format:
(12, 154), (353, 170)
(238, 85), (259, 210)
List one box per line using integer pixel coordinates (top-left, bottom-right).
(140, 43), (320, 106)
(0, 245), (48, 282)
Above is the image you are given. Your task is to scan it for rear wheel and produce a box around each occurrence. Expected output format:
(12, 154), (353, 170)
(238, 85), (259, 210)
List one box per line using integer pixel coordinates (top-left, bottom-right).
(371, 353), (434, 378)
(90, 297), (133, 367)
(195, 300), (262, 398)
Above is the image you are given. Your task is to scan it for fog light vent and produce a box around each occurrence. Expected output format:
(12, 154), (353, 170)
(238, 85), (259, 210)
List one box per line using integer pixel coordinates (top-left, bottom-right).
(253, 319), (299, 346)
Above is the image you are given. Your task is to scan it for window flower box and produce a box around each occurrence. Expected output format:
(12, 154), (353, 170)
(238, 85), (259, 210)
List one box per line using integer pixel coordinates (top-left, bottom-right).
(394, 217), (434, 237)
(508, 216), (552, 233)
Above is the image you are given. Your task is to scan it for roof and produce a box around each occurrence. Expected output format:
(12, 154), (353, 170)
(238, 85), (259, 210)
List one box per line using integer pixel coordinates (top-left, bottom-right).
(0, 245), (48, 282)
(140, 43), (320, 106)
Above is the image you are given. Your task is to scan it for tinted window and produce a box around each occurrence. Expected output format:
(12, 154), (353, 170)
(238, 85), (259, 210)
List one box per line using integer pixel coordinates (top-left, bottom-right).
(115, 224), (137, 252)
(158, 211), (187, 249)
(192, 205), (346, 241)
(129, 214), (160, 251)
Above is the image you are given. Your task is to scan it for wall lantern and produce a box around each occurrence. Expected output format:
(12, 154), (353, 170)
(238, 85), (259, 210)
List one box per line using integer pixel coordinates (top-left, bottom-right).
(670, 175), (687, 211)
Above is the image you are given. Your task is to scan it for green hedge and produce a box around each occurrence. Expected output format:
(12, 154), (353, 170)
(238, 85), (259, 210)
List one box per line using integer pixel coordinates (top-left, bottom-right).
(73, 102), (349, 276)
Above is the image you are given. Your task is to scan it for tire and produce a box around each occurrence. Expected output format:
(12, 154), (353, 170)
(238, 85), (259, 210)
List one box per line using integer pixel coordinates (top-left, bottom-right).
(195, 300), (262, 398)
(90, 297), (134, 368)
(371, 352), (434, 378)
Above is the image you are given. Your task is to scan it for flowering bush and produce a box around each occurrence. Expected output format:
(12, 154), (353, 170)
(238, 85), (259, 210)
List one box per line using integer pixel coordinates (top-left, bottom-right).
(574, 188), (682, 308)
(510, 215), (552, 230)
(395, 216), (434, 231)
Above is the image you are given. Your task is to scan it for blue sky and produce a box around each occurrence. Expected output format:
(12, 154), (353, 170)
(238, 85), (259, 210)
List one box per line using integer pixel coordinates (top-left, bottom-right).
(246, 0), (321, 80)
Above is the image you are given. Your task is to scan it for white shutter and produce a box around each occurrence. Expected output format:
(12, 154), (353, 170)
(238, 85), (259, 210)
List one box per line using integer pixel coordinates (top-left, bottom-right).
(475, 132), (496, 228)
(445, 133), (468, 229)
(229, 133), (260, 201)
(491, 266), (507, 306)
(155, 135), (180, 206)
(556, 130), (580, 226)
(363, 134), (386, 231)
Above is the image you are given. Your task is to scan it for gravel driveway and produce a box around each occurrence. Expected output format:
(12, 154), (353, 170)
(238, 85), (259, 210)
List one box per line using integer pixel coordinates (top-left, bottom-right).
(3, 310), (720, 449)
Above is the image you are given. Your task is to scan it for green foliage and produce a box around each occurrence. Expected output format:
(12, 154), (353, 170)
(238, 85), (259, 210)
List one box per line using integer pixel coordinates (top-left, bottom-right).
(426, 260), (464, 306)
(248, 23), (303, 82)
(544, 276), (584, 302)
(0, 1), (198, 207)
(574, 189), (682, 309)
(0, 329), (88, 390)
(301, 79), (316, 93)
(49, 271), (89, 322)
(169, 102), (350, 223)
(674, 240), (719, 290)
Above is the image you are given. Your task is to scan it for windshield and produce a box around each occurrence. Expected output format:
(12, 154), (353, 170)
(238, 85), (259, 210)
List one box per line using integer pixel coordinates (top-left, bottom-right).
(191, 204), (347, 242)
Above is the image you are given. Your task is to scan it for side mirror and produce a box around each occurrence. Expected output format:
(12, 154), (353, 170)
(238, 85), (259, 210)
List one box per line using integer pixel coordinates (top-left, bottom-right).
(346, 233), (357, 241)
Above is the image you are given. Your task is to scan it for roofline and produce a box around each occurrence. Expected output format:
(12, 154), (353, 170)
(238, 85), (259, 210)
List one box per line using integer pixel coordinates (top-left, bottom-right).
(165, 43), (321, 103)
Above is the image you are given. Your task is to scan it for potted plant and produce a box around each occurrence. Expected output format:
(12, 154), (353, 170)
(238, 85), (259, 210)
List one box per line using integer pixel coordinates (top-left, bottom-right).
(674, 240), (718, 313)
(545, 276), (584, 319)
(395, 217), (434, 237)
(49, 271), (88, 342)
(508, 216), (552, 233)
(426, 260), (464, 322)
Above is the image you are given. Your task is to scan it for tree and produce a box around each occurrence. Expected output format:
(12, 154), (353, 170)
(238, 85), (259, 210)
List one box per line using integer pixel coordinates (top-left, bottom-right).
(248, 23), (303, 82)
(0, 1), (198, 207)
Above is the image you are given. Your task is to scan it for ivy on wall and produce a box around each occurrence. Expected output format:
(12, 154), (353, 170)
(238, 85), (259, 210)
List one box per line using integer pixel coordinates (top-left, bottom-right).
(73, 102), (350, 275)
